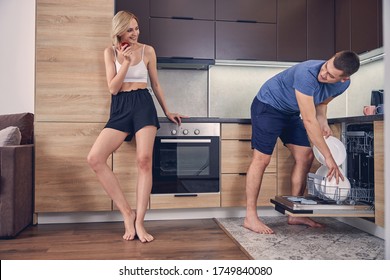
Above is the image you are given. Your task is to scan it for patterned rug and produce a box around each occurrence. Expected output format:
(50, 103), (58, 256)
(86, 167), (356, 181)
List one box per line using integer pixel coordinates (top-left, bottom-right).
(216, 217), (384, 260)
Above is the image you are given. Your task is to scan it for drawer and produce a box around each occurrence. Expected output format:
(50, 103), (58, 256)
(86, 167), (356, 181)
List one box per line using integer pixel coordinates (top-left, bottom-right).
(221, 140), (276, 173)
(221, 123), (251, 140)
(150, 193), (220, 209)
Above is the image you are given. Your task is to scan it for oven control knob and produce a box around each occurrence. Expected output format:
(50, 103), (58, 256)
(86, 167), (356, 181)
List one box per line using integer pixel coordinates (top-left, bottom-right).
(183, 129), (189, 135)
(171, 129), (177, 135)
(194, 129), (200, 135)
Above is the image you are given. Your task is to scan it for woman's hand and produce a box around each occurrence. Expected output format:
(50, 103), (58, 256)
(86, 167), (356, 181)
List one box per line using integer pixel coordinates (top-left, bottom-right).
(166, 112), (189, 126)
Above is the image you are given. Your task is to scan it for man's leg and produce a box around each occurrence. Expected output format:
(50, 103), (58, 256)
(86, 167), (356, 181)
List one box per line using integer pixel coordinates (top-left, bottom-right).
(244, 149), (274, 234)
(285, 144), (323, 227)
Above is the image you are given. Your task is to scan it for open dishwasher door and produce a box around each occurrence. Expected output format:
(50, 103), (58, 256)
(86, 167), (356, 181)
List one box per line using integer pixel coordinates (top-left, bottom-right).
(270, 173), (375, 217)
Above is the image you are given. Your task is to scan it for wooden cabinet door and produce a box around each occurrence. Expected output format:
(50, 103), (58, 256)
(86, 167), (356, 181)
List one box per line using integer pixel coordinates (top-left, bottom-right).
(150, 193), (220, 209)
(216, 0), (276, 23)
(150, 0), (215, 20)
(216, 21), (276, 60)
(150, 18), (215, 59)
(35, 122), (112, 212)
(114, 0), (150, 44)
(374, 121), (384, 227)
(277, 0), (307, 62)
(335, 0), (383, 53)
(221, 174), (276, 207)
(112, 140), (140, 210)
(36, 0), (113, 122)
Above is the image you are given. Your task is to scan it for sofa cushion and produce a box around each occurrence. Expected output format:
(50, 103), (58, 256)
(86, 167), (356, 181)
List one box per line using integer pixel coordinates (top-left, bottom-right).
(0, 126), (22, 147)
(0, 113), (34, 144)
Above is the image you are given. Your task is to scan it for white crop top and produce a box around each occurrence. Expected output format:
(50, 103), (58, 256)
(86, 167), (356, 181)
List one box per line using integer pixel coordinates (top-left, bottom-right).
(114, 44), (148, 83)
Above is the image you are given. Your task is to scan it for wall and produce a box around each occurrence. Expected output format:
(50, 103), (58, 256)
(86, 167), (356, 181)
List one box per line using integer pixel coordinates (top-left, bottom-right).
(0, 0), (35, 114)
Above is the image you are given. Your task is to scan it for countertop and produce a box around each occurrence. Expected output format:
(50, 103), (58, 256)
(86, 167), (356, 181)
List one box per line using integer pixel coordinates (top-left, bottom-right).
(158, 114), (384, 124)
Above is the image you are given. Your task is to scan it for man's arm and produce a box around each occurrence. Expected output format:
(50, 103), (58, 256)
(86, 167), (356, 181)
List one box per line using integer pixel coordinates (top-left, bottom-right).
(295, 90), (344, 182)
(315, 97), (334, 138)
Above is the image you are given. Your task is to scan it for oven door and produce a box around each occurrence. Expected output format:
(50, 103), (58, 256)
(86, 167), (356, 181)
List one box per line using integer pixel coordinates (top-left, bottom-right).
(152, 136), (220, 194)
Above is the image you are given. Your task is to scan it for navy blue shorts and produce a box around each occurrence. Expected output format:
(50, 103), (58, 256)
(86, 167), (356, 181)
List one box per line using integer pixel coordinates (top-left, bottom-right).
(105, 88), (160, 142)
(251, 97), (310, 155)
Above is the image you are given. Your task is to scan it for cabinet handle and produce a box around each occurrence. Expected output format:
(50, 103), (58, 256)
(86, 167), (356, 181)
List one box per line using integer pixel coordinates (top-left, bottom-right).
(238, 173), (247, 176)
(172, 16), (194, 20)
(174, 194), (198, 197)
(238, 139), (251, 142)
(236, 20), (257, 23)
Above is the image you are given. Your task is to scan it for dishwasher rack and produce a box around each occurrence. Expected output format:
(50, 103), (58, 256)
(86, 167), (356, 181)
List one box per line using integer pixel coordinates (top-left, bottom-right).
(346, 131), (374, 156)
(307, 173), (375, 205)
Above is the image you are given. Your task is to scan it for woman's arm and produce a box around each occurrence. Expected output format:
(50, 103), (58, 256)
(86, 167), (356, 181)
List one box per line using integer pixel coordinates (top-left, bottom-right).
(103, 46), (131, 95)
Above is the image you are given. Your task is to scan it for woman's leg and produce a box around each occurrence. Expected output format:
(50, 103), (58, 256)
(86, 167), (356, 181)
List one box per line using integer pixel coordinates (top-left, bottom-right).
(87, 128), (137, 240)
(134, 125), (157, 243)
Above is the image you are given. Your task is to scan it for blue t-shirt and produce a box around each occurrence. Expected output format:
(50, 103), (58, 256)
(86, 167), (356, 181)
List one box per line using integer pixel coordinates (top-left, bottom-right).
(256, 60), (350, 114)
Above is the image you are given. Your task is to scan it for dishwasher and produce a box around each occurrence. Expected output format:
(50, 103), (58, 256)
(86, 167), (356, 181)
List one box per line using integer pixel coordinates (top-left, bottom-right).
(271, 123), (375, 217)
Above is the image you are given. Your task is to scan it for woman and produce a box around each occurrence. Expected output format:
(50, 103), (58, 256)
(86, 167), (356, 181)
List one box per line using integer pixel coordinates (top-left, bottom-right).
(87, 11), (186, 242)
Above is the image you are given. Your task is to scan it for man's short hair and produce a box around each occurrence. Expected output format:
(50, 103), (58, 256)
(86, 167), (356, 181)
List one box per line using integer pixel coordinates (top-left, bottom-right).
(333, 50), (360, 77)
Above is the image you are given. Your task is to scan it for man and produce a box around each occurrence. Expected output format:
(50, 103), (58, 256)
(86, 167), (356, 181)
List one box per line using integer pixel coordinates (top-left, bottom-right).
(244, 51), (360, 234)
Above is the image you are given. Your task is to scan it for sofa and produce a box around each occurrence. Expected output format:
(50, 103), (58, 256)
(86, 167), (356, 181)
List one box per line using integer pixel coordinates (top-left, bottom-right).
(0, 112), (34, 238)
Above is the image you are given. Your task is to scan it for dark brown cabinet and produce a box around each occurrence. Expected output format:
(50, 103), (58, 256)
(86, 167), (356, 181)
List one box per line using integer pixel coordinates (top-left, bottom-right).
(150, 18), (215, 59)
(277, 0), (307, 62)
(215, 0), (277, 60)
(150, 0), (215, 20)
(216, 0), (276, 23)
(216, 22), (276, 60)
(307, 0), (335, 60)
(115, 0), (383, 63)
(335, 0), (383, 54)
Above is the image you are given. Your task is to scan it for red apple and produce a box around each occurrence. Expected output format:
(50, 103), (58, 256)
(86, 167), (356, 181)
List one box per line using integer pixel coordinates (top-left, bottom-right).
(120, 42), (129, 48)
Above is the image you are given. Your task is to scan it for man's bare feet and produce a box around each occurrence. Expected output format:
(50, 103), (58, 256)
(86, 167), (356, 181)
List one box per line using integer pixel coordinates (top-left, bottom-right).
(123, 211), (136, 241)
(135, 221), (154, 243)
(287, 216), (324, 228)
(244, 216), (274, 234)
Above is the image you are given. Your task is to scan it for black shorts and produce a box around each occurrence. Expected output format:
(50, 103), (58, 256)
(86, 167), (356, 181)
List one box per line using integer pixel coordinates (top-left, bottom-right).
(104, 88), (160, 141)
(251, 97), (311, 155)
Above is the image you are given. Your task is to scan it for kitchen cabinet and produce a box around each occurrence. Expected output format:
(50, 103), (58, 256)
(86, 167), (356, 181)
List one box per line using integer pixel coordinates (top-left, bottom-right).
(150, 0), (215, 20)
(220, 123), (277, 207)
(215, 0), (277, 61)
(149, 0), (215, 60)
(374, 121), (384, 227)
(216, 21), (277, 60)
(150, 18), (215, 59)
(216, 0), (276, 22)
(277, 0), (307, 62)
(335, 0), (383, 54)
(307, 0), (335, 60)
(150, 194), (221, 209)
(35, 0), (114, 213)
(35, 122), (112, 212)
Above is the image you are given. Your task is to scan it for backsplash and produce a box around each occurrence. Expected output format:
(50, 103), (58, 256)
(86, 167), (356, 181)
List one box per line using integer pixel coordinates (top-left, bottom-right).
(152, 58), (384, 119)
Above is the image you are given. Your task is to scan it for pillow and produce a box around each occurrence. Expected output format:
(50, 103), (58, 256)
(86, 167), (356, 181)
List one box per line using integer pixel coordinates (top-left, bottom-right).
(0, 126), (22, 147)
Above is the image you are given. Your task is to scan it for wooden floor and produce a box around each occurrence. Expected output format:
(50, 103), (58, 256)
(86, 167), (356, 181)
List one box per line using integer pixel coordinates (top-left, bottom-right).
(0, 219), (250, 260)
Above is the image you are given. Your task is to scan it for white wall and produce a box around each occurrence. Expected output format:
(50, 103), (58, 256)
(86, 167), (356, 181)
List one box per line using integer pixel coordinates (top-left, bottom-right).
(0, 0), (35, 114)
(383, 0), (390, 261)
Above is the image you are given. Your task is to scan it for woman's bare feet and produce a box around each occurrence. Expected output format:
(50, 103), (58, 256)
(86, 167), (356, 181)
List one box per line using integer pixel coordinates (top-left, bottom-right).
(287, 216), (324, 228)
(135, 221), (154, 243)
(244, 216), (274, 234)
(123, 211), (136, 241)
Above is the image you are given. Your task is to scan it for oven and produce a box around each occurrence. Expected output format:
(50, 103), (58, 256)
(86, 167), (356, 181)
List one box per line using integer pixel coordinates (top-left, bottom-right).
(152, 122), (220, 195)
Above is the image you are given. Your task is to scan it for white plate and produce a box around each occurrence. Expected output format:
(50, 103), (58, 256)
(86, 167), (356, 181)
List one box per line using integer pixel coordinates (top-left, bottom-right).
(314, 166), (350, 201)
(313, 136), (347, 166)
